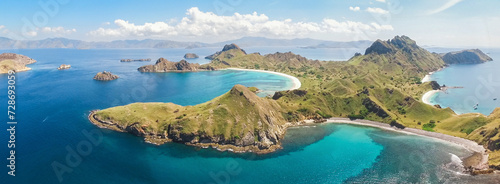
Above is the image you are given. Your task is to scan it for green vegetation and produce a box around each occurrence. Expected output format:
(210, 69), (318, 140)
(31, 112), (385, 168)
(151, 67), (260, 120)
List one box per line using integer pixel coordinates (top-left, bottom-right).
(94, 35), (500, 166)
(423, 120), (437, 132)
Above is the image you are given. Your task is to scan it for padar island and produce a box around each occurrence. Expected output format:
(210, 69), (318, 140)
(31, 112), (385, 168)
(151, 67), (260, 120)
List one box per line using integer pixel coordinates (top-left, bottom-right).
(88, 36), (500, 174)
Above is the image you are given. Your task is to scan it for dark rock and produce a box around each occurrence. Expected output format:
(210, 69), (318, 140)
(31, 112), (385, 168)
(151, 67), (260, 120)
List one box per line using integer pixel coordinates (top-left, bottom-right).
(183, 53), (199, 59)
(429, 81), (441, 90)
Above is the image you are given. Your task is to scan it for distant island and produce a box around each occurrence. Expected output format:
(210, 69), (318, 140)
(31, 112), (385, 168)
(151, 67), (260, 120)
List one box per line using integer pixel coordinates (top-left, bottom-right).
(120, 58), (151, 62)
(441, 49), (492, 64)
(57, 64), (71, 70)
(93, 71), (119, 81)
(183, 53), (199, 59)
(0, 53), (37, 73)
(89, 36), (500, 174)
(0, 36), (371, 50)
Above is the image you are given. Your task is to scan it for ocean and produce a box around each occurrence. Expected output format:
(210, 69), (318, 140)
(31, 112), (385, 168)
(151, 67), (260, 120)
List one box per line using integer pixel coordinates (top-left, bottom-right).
(1, 47), (499, 183)
(426, 48), (500, 115)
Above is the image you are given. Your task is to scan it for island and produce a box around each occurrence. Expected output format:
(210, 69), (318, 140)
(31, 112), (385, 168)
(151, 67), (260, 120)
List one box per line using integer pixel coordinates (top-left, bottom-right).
(441, 49), (492, 64)
(120, 58), (151, 62)
(93, 71), (119, 81)
(137, 58), (215, 72)
(0, 53), (37, 73)
(57, 64), (71, 70)
(90, 36), (500, 174)
(183, 53), (199, 59)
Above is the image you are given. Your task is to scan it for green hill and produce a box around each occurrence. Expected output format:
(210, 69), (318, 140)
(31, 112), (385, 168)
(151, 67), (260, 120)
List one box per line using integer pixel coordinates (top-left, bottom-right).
(92, 36), (500, 169)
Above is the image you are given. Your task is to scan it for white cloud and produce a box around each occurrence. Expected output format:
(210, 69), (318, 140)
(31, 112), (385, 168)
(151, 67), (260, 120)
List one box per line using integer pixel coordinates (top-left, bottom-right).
(349, 6), (360, 11)
(0, 25), (5, 30)
(40, 26), (77, 34)
(375, 0), (386, 3)
(89, 7), (393, 39)
(366, 7), (389, 14)
(26, 31), (37, 37)
(427, 0), (463, 15)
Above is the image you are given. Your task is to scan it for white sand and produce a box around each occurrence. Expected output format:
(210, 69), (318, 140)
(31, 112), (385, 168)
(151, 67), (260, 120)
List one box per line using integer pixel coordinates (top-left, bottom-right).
(421, 74), (431, 83)
(422, 90), (440, 106)
(227, 68), (301, 90)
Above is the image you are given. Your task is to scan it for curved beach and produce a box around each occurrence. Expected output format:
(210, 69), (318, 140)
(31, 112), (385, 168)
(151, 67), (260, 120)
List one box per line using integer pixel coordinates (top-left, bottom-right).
(227, 68), (302, 90)
(422, 90), (440, 106)
(323, 118), (489, 170)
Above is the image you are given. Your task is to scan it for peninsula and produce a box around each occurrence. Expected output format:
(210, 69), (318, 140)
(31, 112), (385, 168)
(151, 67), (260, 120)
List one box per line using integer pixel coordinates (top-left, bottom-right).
(0, 53), (37, 73)
(90, 36), (500, 172)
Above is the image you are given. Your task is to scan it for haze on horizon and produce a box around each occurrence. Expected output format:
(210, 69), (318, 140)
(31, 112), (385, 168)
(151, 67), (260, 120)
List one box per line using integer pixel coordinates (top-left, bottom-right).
(0, 0), (499, 48)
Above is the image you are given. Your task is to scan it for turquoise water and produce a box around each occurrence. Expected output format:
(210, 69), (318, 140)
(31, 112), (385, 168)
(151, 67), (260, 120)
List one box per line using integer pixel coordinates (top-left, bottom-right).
(426, 48), (500, 115)
(1, 48), (500, 183)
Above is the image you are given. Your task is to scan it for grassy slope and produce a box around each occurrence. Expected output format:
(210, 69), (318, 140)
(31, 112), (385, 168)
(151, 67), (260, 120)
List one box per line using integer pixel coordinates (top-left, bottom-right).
(97, 36), (500, 166)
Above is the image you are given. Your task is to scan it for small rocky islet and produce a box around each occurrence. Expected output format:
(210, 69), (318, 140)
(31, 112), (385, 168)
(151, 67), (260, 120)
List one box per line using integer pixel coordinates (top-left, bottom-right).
(93, 71), (119, 81)
(183, 53), (199, 59)
(57, 64), (71, 70)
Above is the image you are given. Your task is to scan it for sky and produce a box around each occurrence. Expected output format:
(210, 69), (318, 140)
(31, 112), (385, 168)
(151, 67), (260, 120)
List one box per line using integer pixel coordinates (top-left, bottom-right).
(0, 0), (499, 47)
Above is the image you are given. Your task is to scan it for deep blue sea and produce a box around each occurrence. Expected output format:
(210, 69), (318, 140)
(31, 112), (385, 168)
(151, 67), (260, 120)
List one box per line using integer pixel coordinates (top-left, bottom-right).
(1, 47), (500, 183)
(426, 48), (500, 115)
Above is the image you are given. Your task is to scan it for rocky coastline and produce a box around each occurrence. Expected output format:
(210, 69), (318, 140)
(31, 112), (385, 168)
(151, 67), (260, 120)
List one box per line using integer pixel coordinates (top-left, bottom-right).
(0, 53), (37, 73)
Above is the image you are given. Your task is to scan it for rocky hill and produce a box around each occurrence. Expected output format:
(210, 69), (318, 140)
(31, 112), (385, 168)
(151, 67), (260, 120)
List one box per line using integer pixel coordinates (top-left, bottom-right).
(90, 85), (289, 153)
(138, 58), (215, 72)
(0, 53), (37, 73)
(441, 49), (493, 64)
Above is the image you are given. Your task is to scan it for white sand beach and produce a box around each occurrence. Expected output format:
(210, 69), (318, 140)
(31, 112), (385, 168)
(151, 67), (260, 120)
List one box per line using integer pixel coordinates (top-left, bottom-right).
(421, 73), (432, 83)
(227, 68), (301, 90)
(422, 90), (440, 106)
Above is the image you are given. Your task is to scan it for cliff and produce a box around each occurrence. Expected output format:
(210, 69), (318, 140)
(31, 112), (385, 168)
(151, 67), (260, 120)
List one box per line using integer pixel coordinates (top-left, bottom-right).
(0, 53), (37, 73)
(90, 85), (289, 153)
(138, 58), (215, 72)
(441, 49), (493, 64)
(93, 71), (119, 81)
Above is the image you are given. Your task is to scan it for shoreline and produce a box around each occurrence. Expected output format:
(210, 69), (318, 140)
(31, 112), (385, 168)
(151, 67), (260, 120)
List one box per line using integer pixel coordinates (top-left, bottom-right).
(321, 118), (489, 170)
(421, 72), (433, 83)
(226, 68), (302, 90)
(422, 90), (440, 106)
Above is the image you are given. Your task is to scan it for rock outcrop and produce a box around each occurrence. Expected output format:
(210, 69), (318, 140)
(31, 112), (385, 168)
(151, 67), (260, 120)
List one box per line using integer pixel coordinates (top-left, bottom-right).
(183, 53), (199, 59)
(93, 71), (119, 81)
(441, 49), (492, 64)
(138, 58), (215, 72)
(0, 53), (37, 73)
(57, 64), (71, 70)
